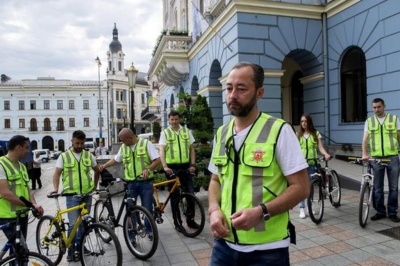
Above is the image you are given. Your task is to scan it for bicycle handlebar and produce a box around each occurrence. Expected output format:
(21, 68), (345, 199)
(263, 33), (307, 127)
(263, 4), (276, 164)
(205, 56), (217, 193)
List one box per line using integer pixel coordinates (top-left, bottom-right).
(348, 157), (390, 165)
(306, 156), (332, 163)
(18, 196), (39, 218)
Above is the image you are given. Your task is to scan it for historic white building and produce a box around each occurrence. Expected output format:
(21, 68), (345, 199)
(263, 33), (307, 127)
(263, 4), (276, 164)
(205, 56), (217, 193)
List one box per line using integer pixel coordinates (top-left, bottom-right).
(0, 24), (155, 151)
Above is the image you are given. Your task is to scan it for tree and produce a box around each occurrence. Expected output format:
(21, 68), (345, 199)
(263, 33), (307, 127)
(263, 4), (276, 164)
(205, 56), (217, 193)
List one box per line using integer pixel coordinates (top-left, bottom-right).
(1, 74), (11, 83)
(152, 121), (161, 143)
(188, 95), (214, 144)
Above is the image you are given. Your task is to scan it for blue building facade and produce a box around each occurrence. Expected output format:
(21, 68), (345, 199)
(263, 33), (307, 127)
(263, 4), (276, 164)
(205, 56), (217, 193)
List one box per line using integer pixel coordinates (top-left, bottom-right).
(148, 0), (400, 146)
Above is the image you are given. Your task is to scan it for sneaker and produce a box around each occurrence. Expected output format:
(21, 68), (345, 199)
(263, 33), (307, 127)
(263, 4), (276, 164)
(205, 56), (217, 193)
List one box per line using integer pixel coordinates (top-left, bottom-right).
(84, 246), (91, 256)
(371, 213), (386, 221)
(187, 219), (200, 229)
(299, 208), (306, 219)
(389, 215), (400, 223)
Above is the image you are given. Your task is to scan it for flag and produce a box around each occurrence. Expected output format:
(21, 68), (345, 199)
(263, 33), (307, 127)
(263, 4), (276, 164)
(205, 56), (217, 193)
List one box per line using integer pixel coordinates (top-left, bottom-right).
(192, 1), (208, 42)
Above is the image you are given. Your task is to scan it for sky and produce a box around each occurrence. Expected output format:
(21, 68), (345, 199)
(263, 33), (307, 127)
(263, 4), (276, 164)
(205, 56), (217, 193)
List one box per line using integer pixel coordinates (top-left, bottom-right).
(0, 0), (163, 81)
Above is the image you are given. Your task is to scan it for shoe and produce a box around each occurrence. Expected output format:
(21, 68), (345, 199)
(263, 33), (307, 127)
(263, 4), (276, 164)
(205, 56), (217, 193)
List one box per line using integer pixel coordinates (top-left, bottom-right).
(187, 219), (200, 229)
(299, 208), (306, 219)
(389, 215), (400, 223)
(66, 255), (74, 262)
(84, 246), (91, 256)
(39, 186), (42, 189)
(371, 213), (386, 221)
(73, 252), (80, 262)
(174, 223), (182, 232)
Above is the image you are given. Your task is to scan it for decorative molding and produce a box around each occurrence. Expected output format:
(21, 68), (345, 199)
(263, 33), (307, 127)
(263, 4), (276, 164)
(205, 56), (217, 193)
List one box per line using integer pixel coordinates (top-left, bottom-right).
(198, 85), (222, 95)
(300, 72), (324, 85)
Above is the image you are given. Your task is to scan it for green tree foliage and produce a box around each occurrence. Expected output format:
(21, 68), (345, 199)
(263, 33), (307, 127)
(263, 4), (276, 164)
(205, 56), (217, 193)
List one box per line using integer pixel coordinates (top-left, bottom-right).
(152, 121), (161, 142)
(189, 95), (214, 144)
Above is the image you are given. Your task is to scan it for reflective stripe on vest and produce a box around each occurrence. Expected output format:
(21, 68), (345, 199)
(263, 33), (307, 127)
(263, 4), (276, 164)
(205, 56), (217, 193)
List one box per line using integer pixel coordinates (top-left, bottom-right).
(121, 138), (153, 181)
(0, 157), (30, 218)
(61, 150), (94, 194)
(368, 114), (398, 157)
(164, 127), (190, 164)
(211, 113), (289, 244)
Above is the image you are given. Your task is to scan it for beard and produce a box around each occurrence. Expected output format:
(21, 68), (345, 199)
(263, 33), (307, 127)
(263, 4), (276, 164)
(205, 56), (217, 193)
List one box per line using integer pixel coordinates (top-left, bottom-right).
(228, 93), (257, 117)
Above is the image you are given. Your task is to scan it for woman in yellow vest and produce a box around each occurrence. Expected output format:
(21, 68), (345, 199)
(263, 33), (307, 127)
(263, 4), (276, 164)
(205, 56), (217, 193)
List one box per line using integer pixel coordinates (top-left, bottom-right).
(0, 135), (44, 256)
(297, 114), (331, 219)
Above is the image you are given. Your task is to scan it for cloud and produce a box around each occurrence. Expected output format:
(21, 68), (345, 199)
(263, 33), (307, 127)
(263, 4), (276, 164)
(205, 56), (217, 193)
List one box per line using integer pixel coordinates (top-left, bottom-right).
(0, 0), (163, 81)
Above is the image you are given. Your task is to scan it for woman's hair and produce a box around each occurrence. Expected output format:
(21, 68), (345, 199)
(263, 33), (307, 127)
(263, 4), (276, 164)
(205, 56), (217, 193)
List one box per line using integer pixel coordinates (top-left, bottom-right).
(297, 114), (318, 142)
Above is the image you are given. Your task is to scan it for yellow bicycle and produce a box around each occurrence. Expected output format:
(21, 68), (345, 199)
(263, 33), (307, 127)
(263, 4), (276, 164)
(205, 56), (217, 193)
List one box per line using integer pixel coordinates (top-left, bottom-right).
(35, 191), (122, 265)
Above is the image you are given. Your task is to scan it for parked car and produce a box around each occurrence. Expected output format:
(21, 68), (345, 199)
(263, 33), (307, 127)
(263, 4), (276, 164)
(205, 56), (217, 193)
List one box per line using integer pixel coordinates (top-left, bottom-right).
(84, 141), (97, 154)
(51, 151), (62, 159)
(33, 149), (50, 163)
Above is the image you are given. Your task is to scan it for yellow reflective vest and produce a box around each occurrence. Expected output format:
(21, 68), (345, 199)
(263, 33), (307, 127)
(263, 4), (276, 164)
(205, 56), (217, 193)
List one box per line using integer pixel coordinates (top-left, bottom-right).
(163, 127), (191, 164)
(367, 114), (399, 157)
(61, 150), (95, 194)
(0, 157), (30, 218)
(299, 131), (319, 165)
(121, 138), (153, 181)
(211, 113), (290, 245)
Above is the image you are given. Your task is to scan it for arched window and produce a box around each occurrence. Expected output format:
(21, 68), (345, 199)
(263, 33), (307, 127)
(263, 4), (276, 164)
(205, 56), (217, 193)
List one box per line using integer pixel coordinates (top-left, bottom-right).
(291, 71), (304, 125)
(340, 47), (367, 123)
(43, 118), (51, 131)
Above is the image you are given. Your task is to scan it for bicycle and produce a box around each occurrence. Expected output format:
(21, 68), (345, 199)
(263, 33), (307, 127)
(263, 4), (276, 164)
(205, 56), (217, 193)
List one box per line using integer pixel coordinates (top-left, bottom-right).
(0, 196), (54, 266)
(153, 170), (205, 237)
(349, 157), (390, 228)
(35, 191), (122, 265)
(93, 175), (158, 260)
(307, 157), (341, 224)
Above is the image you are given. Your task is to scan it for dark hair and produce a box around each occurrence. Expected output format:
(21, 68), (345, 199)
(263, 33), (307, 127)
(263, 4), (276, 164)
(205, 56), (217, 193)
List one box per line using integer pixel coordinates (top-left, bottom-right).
(231, 62), (264, 89)
(168, 110), (181, 118)
(372, 98), (385, 105)
(297, 114), (318, 142)
(72, 130), (86, 140)
(7, 135), (30, 150)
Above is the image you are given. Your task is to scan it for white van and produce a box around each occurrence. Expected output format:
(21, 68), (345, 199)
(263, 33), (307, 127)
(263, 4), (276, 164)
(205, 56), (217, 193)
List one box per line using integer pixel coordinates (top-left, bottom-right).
(137, 133), (153, 141)
(84, 141), (97, 154)
(33, 149), (50, 163)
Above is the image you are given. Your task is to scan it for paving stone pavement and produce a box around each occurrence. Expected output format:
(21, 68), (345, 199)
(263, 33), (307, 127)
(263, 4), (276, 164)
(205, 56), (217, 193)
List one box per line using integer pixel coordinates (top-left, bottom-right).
(2, 159), (400, 265)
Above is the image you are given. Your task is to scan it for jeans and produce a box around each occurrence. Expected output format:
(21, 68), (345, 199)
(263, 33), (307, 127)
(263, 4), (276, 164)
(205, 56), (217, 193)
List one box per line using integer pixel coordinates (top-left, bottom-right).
(66, 195), (92, 255)
(372, 155), (399, 216)
(299, 165), (318, 208)
(0, 216), (28, 256)
(210, 238), (289, 266)
(127, 180), (154, 235)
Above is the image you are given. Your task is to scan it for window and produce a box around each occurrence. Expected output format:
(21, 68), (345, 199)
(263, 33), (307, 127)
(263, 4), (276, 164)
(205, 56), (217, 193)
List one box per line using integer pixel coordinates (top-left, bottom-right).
(69, 100), (75, 110)
(84, 118), (89, 127)
(43, 118), (51, 131)
(56, 118), (64, 131)
(117, 108), (122, 119)
(4, 100), (10, 110)
(29, 119), (37, 131)
(57, 100), (63, 110)
(108, 61), (112, 72)
(291, 71), (304, 126)
(44, 100), (50, 110)
(19, 100), (25, 110)
(83, 100), (89, 109)
(141, 93), (145, 104)
(30, 100), (36, 110)
(4, 119), (10, 129)
(69, 118), (75, 127)
(98, 117), (104, 127)
(340, 47), (367, 123)
(118, 61), (122, 71)
(97, 100), (103, 110)
(19, 119), (25, 128)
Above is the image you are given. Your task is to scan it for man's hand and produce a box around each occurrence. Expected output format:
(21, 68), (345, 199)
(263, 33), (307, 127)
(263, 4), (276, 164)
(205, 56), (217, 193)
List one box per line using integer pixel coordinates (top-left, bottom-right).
(33, 204), (44, 219)
(98, 164), (106, 171)
(209, 209), (230, 239)
(230, 206), (263, 231)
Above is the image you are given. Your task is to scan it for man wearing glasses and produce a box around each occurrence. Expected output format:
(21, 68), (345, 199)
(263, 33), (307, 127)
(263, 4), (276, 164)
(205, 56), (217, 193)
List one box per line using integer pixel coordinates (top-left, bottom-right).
(208, 62), (309, 265)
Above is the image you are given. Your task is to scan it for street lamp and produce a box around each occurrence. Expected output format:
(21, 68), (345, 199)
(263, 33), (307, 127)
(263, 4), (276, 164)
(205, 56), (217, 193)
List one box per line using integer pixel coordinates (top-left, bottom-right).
(127, 62), (138, 133)
(95, 56), (102, 141)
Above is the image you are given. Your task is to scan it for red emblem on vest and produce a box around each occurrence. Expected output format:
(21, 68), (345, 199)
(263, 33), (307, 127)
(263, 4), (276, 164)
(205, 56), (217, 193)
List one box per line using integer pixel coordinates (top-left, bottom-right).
(388, 124), (393, 129)
(252, 148), (265, 163)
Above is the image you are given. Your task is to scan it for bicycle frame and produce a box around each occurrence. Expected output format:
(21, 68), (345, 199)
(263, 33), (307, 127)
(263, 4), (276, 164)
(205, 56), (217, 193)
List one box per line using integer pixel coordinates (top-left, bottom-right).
(153, 176), (181, 214)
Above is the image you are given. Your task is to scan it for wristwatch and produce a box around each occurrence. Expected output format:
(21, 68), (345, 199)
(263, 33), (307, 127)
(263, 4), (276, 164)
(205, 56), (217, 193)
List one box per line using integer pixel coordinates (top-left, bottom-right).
(259, 204), (270, 221)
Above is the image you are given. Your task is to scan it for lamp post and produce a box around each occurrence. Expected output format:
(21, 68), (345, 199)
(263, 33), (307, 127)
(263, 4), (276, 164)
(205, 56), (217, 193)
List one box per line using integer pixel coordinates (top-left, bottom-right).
(127, 62), (138, 133)
(95, 56), (102, 141)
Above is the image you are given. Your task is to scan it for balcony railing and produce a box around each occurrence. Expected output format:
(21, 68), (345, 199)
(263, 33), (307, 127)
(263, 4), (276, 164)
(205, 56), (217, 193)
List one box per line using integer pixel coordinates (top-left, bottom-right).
(56, 126), (65, 131)
(29, 127), (38, 132)
(141, 106), (161, 120)
(42, 126), (52, 131)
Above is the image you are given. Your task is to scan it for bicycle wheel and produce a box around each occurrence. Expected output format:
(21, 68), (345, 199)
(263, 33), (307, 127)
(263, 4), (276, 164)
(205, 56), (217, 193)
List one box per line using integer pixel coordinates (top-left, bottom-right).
(93, 199), (114, 243)
(328, 170), (341, 207)
(36, 215), (64, 265)
(174, 193), (205, 237)
(122, 205), (159, 260)
(79, 222), (122, 266)
(359, 181), (371, 228)
(307, 178), (324, 224)
(0, 251), (54, 266)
